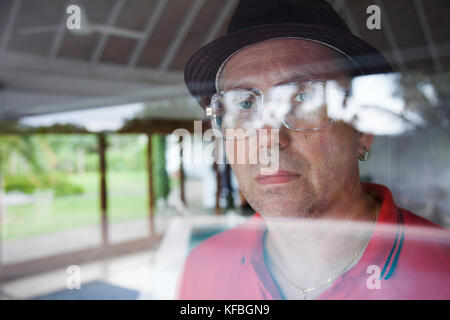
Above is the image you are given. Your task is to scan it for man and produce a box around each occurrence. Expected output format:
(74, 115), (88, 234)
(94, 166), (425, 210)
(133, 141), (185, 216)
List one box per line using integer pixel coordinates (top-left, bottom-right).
(177, 0), (450, 299)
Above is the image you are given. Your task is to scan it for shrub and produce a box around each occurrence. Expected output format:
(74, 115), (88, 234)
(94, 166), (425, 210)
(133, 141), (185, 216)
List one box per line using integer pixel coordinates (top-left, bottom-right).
(4, 174), (35, 194)
(4, 173), (84, 196)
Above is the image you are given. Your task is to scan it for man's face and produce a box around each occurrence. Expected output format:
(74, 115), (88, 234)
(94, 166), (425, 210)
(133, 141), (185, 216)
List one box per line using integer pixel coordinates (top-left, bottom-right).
(220, 39), (368, 219)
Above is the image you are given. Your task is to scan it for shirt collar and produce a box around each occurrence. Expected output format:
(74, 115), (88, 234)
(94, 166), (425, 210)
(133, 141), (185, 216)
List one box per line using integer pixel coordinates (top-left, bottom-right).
(347, 183), (404, 281)
(240, 182), (404, 298)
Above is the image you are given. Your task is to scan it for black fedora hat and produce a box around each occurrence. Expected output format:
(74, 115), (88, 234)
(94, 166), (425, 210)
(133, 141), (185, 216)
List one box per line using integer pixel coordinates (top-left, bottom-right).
(184, 0), (392, 108)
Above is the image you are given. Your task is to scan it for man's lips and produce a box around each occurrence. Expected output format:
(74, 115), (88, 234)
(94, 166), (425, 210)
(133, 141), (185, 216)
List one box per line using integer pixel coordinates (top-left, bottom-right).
(255, 170), (301, 185)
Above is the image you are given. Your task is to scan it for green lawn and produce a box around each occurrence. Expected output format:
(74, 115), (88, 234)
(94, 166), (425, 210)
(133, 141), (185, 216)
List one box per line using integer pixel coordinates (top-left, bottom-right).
(2, 171), (153, 240)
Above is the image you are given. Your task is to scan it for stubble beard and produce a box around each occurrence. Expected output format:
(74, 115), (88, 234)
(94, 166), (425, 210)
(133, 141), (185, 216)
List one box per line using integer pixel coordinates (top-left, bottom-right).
(238, 173), (331, 220)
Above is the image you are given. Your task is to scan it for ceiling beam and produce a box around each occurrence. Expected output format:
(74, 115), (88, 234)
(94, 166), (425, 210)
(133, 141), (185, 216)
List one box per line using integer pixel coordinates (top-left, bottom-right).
(382, 41), (450, 71)
(49, 0), (72, 58)
(0, 51), (184, 85)
(412, 0), (443, 72)
(330, 0), (344, 12)
(0, 84), (190, 121)
(19, 24), (143, 39)
(373, 0), (406, 72)
(91, 0), (126, 63)
(159, 0), (206, 70)
(91, 25), (143, 39)
(0, 68), (159, 96)
(127, 0), (168, 68)
(202, 0), (237, 45)
(1, 0), (22, 52)
(331, 0), (361, 37)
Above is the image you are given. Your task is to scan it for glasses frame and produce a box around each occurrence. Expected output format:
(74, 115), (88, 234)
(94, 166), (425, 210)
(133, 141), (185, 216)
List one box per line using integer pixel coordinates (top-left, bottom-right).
(206, 82), (337, 139)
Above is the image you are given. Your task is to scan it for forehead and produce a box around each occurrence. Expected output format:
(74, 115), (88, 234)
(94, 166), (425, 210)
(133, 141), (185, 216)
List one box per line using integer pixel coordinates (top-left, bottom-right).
(220, 38), (350, 91)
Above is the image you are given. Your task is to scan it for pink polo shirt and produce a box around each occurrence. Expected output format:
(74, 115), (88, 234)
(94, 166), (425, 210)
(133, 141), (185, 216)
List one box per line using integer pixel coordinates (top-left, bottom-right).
(177, 183), (450, 299)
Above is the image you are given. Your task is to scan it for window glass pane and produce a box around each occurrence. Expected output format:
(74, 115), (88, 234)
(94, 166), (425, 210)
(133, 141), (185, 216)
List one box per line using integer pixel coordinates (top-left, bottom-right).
(0, 134), (101, 264)
(107, 134), (149, 244)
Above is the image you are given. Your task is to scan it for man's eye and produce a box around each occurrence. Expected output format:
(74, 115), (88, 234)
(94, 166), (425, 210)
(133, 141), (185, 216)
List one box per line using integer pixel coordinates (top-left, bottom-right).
(237, 100), (255, 110)
(293, 93), (309, 103)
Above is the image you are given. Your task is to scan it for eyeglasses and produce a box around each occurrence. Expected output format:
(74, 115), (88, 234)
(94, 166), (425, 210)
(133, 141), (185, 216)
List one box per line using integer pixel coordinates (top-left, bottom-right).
(206, 80), (338, 139)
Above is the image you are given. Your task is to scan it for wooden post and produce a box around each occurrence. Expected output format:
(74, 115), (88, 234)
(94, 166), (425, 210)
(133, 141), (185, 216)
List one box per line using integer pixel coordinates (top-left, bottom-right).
(0, 141), (3, 267)
(179, 144), (186, 205)
(146, 133), (154, 237)
(213, 163), (221, 215)
(224, 164), (234, 209)
(98, 133), (108, 247)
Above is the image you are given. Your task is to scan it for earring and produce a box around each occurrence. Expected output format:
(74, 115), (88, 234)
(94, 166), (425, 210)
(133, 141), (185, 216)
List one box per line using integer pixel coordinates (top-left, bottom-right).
(358, 146), (369, 161)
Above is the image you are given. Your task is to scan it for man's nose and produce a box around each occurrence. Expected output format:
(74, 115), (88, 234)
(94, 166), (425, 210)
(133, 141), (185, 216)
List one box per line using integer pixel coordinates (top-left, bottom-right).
(258, 124), (290, 150)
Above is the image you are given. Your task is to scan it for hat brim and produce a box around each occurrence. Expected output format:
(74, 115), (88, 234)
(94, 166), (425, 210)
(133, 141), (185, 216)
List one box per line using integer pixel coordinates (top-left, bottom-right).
(184, 23), (393, 108)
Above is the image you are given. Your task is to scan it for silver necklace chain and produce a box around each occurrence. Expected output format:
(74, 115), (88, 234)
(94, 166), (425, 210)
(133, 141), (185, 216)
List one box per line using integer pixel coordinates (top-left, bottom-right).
(267, 206), (377, 300)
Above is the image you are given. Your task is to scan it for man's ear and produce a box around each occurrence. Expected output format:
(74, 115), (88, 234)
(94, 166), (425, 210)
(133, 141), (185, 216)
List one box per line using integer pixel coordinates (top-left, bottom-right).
(356, 131), (374, 156)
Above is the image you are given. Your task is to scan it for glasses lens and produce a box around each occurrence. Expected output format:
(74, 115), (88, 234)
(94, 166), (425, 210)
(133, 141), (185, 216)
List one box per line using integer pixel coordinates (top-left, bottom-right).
(210, 82), (336, 136)
(211, 90), (261, 139)
(280, 81), (333, 131)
